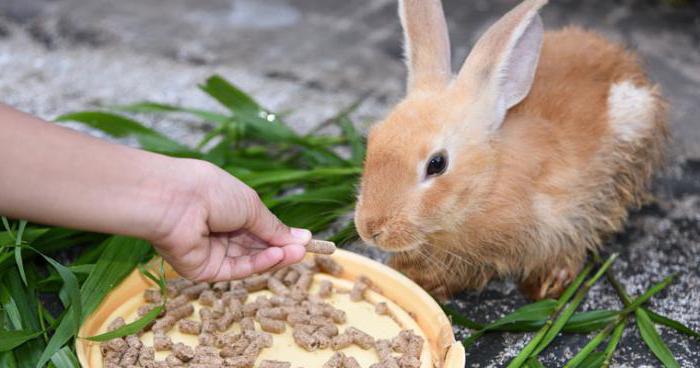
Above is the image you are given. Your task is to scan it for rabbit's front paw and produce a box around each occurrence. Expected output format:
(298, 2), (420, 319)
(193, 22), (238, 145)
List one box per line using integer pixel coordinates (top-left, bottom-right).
(519, 265), (579, 300)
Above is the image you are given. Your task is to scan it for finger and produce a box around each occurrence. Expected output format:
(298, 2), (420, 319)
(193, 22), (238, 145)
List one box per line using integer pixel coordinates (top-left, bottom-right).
(243, 190), (311, 247)
(265, 244), (306, 273)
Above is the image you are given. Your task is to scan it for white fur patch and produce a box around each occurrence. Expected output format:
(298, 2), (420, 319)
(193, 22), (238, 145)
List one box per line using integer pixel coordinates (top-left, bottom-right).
(608, 81), (656, 142)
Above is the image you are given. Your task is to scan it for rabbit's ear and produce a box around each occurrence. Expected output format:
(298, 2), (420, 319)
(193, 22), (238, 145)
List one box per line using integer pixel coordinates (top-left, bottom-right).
(455, 0), (546, 132)
(399, 0), (452, 93)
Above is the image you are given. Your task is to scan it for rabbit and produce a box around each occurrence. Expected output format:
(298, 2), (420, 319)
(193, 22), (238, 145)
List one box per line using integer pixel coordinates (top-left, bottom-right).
(353, 0), (668, 300)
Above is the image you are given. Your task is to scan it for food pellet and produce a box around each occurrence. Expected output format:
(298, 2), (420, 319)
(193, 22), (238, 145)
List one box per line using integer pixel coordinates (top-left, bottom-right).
(125, 334), (142, 349)
(119, 346), (139, 365)
(318, 280), (333, 298)
(197, 332), (214, 346)
(138, 303), (160, 318)
(165, 295), (189, 311)
(314, 255), (343, 276)
(398, 356), (421, 368)
(212, 299), (226, 315)
(177, 319), (201, 335)
(167, 303), (194, 320)
(295, 273), (313, 291)
(344, 356), (362, 368)
(153, 315), (177, 332)
(242, 274), (269, 292)
(223, 356), (255, 368)
(212, 281), (229, 292)
(165, 353), (184, 367)
(292, 328), (317, 351)
(350, 276), (371, 302)
(331, 332), (353, 350)
(283, 269), (300, 285)
(258, 316), (286, 333)
(375, 302), (390, 315)
(172, 342), (194, 362)
(314, 332), (331, 349)
(198, 289), (216, 306)
(322, 352), (345, 368)
(259, 360), (291, 368)
(107, 317), (125, 331)
(305, 239), (336, 255)
(138, 346), (155, 366)
(101, 338), (127, 354)
(257, 307), (287, 320)
(144, 289), (162, 304)
(268, 277), (289, 295)
(240, 317), (256, 331)
(375, 339), (393, 359)
(153, 332), (172, 351)
(347, 327), (375, 349)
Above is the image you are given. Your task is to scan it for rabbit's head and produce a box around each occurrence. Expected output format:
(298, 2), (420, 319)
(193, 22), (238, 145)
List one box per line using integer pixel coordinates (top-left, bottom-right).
(355, 0), (547, 252)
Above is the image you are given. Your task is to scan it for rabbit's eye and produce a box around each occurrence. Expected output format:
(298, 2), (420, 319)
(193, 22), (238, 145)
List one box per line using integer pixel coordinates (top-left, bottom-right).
(426, 152), (448, 177)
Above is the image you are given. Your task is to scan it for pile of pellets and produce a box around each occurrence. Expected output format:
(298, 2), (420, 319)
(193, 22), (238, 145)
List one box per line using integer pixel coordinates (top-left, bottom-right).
(100, 253), (424, 368)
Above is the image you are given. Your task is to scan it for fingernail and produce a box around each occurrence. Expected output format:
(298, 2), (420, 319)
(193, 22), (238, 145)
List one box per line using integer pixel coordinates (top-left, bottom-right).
(290, 227), (311, 241)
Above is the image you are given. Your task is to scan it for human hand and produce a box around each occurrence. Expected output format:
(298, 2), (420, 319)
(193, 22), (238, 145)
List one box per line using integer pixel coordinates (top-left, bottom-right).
(149, 159), (311, 282)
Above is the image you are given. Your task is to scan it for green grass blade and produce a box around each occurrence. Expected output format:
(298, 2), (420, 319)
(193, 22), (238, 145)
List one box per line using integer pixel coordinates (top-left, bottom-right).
(0, 283), (23, 330)
(441, 305), (485, 330)
(636, 308), (680, 368)
(562, 310), (619, 333)
(35, 236), (151, 368)
(646, 308), (700, 339)
(525, 357), (546, 368)
(113, 102), (231, 125)
(0, 330), (43, 352)
(199, 75), (261, 116)
(0, 351), (18, 368)
(55, 112), (195, 156)
(462, 330), (485, 349)
(83, 305), (163, 342)
(622, 274), (675, 313)
(563, 325), (614, 368)
(34, 251), (81, 337)
(578, 351), (605, 368)
(601, 318), (626, 368)
(1, 217), (14, 238)
(49, 346), (79, 368)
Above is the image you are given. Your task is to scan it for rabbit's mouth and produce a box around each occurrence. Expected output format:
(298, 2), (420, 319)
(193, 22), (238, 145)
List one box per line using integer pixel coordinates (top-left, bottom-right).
(359, 219), (425, 253)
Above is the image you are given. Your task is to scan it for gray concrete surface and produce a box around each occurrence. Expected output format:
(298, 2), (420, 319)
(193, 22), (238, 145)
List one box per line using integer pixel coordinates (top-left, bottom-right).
(1, 0), (698, 366)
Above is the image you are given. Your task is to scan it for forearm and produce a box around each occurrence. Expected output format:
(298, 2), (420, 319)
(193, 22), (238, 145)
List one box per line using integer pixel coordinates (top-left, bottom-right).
(0, 104), (195, 241)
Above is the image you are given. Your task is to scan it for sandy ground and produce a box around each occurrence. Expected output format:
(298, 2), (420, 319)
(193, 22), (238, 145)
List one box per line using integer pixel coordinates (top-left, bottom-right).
(1, 0), (699, 366)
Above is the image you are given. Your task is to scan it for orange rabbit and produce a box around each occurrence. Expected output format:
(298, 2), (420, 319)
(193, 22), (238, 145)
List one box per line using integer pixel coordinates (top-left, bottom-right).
(354, 0), (668, 300)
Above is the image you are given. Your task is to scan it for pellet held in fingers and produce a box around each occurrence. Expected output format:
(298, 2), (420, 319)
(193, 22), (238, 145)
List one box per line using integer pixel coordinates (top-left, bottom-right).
(305, 239), (336, 255)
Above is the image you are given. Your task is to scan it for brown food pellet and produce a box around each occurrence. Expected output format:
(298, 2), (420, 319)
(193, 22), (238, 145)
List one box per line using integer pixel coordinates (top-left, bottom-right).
(125, 334), (142, 349)
(331, 331), (354, 350)
(119, 346), (139, 365)
(314, 255), (343, 276)
(165, 294), (189, 311)
(177, 319), (201, 335)
(305, 239), (336, 255)
(317, 280), (333, 298)
(198, 289), (216, 306)
(328, 309), (347, 324)
(347, 327), (375, 349)
(286, 312), (310, 326)
(194, 345), (218, 357)
(103, 350), (122, 365)
(107, 317), (125, 331)
(258, 316), (286, 333)
(165, 354), (184, 367)
(167, 278), (194, 291)
(375, 339), (393, 359)
(153, 361), (169, 368)
(343, 356), (362, 368)
(268, 277), (289, 295)
(242, 274), (269, 292)
(212, 281), (229, 293)
(101, 338), (127, 354)
(212, 299), (226, 315)
(172, 342), (194, 362)
(167, 303), (194, 320)
(152, 315), (177, 333)
(295, 273), (313, 291)
(313, 332), (331, 349)
(138, 346), (155, 364)
(240, 317), (256, 331)
(216, 311), (239, 331)
(242, 302), (260, 317)
(398, 356), (421, 368)
(153, 332), (172, 351)
(138, 303), (163, 319)
(322, 352), (345, 368)
(257, 307), (287, 320)
(259, 360), (291, 368)
(143, 289), (162, 304)
(223, 356), (255, 368)
(273, 267), (290, 280)
(283, 269), (300, 285)
(229, 287), (249, 303)
(197, 332), (215, 346)
(315, 323), (339, 337)
(350, 277), (371, 302)
(292, 328), (317, 351)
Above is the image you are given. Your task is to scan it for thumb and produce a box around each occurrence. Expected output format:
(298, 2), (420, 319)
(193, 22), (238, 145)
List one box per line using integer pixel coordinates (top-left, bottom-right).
(244, 190), (311, 246)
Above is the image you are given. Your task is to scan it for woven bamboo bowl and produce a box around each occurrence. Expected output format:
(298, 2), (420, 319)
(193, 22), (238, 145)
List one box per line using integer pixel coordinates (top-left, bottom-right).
(76, 249), (465, 367)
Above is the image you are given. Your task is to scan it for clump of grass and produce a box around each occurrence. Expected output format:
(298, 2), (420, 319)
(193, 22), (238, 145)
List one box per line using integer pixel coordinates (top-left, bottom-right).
(0, 75), (363, 366)
(445, 253), (698, 368)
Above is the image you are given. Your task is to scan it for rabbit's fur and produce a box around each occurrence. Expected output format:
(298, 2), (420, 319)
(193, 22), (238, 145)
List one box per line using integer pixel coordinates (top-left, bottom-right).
(354, 0), (668, 300)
